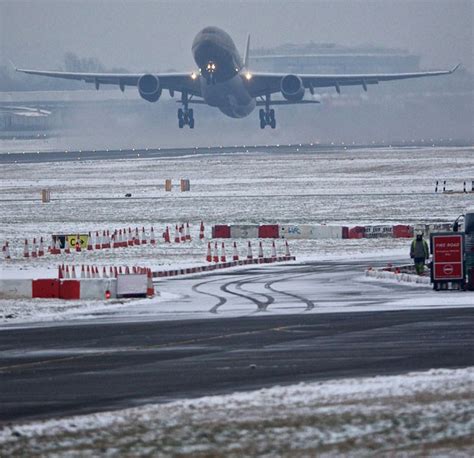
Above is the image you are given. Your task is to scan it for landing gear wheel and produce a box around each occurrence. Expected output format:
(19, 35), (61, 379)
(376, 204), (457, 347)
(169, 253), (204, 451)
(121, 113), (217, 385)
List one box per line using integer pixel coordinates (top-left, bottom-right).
(260, 119), (266, 129)
(270, 118), (276, 129)
(259, 109), (265, 121)
(178, 118), (184, 128)
(178, 108), (184, 121)
(189, 118), (195, 129)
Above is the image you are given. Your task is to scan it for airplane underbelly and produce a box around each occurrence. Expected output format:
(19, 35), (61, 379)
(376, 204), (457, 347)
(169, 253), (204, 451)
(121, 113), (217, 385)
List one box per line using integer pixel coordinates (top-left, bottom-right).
(201, 75), (255, 118)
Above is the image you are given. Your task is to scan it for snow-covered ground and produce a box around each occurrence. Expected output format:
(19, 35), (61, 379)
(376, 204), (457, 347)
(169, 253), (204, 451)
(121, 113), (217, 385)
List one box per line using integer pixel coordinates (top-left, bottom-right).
(1, 367), (472, 456)
(1, 146), (473, 323)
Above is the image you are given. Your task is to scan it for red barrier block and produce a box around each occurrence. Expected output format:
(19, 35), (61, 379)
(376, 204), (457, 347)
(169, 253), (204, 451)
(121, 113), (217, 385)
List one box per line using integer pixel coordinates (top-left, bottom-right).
(348, 226), (365, 239)
(393, 225), (413, 238)
(32, 279), (60, 298)
(341, 227), (349, 239)
(212, 225), (231, 238)
(60, 280), (80, 300)
(258, 224), (279, 238)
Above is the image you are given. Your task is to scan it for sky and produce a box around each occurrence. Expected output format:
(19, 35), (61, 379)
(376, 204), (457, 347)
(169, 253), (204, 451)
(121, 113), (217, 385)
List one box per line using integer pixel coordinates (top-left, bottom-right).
(1, 0), (473, 73)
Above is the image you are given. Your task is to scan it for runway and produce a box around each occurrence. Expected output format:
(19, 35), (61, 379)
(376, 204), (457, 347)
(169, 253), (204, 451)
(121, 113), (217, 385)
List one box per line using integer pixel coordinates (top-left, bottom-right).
(1, 259), (473, 424)
(0, 140), (465, 164)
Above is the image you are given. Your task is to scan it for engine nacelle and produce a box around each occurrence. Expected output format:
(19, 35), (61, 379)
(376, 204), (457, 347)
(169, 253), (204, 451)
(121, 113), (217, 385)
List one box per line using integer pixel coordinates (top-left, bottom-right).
(281, 74), (305, 102)
(138, 74), (162, 102)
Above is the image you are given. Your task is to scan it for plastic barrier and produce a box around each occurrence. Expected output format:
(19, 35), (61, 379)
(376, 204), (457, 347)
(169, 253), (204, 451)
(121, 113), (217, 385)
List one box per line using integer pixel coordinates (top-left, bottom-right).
(230, 225), (259, 239)
(364, 225), (393, 238)
(258, 225), (279, 238)
(0, 279), (32, 299)
(32, 279), (60, 298)
(393, 225), (413, 238)
(212, 225), (231, 238)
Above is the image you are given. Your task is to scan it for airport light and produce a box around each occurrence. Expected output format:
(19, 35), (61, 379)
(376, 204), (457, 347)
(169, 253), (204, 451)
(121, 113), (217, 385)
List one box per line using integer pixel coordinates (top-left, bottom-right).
(191, 72), (198, 80)
(244, 72), (252, 80)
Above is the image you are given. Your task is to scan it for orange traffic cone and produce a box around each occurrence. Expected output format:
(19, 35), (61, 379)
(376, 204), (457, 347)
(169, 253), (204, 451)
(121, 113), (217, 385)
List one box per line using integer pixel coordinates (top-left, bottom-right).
(71, 265), (77, 279)
(65, 265), (70, 279)
(87, 232), (93, 250)
(199, 221), (205, 240)
(206, 242), (212, 262)
(220, 242), (227, 262)
(285, 241), (291, 258)
(247, 241), (253, 260)
(94, 231), (101, 249)
(150, 227), (156, 245)
(58, 265), (63, 279)
(75, 235), (81, 252)
(141, 227), (147, 244)
(174, 225), (180, 243)
(103, 266), (108, 278)
(271, 240), (277, 259)
(134, 227), (140, 246)
(213, 241), (219, 263)
(180, 224), (186, 243)
(258, 241), (264, 259)
(147, 268), (154, 297)
(31, 238), (38, 258)
(185, 223), (191, 241)
(232, 241), (239, 261)
(64, 238), (71, 254)
(38, 237), (45, 256)
(23, 239), (30, 258)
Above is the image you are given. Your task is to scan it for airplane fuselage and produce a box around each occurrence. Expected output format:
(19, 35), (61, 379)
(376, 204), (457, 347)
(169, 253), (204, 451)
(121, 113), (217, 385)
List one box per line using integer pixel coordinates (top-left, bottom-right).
(192, 26), (256, 118)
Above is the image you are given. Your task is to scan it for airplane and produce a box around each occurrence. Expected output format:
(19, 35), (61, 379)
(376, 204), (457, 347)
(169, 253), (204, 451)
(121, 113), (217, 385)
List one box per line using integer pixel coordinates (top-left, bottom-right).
(15, 26), (460, 129)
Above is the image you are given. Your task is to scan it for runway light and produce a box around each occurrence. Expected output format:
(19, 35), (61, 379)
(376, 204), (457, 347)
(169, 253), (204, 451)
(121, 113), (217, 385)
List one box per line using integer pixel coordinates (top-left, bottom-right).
(244, 72), (252, 80)
(105, 290), (111, 300)
(191, 72), (198, 80)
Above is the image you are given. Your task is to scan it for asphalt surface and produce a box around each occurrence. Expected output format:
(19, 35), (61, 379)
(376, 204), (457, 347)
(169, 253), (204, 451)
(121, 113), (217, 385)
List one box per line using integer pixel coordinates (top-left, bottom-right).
(0, 140), (466, 164)
(1, 306), (473, 424)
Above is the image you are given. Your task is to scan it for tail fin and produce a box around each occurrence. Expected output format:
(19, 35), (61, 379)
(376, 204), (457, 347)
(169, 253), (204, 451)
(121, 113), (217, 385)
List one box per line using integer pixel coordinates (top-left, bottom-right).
(243, 34), (250, 68)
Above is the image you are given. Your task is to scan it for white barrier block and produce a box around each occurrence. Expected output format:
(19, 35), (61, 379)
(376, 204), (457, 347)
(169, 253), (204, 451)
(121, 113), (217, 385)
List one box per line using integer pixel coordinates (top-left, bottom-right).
(0, 279), (33, 298)
(229, 225), (259, 239)
(117, 274), (147, 298)
(80, 278), (117, 300)
(280, 225), (343, 239)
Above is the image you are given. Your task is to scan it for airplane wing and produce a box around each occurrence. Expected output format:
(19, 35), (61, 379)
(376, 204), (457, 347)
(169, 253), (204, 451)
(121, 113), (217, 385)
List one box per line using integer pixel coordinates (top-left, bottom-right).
(246, 64), (460, 98)
(15, 68), (202, 96)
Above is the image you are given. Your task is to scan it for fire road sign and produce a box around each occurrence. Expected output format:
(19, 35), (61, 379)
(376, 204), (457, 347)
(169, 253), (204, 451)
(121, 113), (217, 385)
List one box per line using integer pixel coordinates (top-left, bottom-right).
(431, 233), (465, 281)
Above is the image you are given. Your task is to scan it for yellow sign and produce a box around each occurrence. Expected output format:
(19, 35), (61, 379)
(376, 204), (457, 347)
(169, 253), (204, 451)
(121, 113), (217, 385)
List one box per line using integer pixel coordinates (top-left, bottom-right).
(66, 234), (89, 249)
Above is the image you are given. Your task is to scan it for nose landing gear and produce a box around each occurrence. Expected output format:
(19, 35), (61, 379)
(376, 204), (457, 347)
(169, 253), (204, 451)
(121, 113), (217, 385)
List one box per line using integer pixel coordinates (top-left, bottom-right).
(178, 92), (195, 129)
(259, 94), (276, 129)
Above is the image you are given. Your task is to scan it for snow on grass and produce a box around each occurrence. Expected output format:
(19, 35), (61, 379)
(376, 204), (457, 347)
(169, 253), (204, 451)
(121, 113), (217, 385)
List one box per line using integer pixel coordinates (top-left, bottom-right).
(1, 367), (473, 456)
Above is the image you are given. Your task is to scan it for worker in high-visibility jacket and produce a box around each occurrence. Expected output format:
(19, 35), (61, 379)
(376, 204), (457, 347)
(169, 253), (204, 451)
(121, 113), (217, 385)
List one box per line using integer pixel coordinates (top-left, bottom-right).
(410, 232), (430, 275)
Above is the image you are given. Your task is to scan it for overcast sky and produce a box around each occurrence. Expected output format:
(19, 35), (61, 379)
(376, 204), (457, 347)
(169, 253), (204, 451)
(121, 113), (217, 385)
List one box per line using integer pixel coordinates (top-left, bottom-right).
(1, 0), (473, 72)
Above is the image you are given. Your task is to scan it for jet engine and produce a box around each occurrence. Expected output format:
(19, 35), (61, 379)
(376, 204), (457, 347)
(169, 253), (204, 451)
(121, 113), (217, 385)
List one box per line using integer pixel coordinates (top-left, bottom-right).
(138, 74), (162, 102)
(281, 74), (305, 102)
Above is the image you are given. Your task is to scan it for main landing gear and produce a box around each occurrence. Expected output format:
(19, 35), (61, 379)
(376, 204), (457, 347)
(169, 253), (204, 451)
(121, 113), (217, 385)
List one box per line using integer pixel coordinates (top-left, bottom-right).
(259, 108), (276, 129)
(259, 94), (276, 129)
(178, 92), (195, 129)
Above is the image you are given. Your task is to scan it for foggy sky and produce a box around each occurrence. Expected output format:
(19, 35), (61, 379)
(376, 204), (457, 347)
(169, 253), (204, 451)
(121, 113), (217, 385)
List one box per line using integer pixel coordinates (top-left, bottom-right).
(1, 0), (473, 73)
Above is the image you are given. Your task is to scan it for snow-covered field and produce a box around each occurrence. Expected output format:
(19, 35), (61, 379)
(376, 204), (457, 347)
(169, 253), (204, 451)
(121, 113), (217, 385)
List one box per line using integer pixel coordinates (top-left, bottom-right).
(1, 367), (473, 456)
(1, 146), (473, 323)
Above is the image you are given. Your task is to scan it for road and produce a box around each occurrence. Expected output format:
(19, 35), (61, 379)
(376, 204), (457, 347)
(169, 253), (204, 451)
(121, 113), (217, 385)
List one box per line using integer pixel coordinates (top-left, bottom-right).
(1, 260), (473, 424)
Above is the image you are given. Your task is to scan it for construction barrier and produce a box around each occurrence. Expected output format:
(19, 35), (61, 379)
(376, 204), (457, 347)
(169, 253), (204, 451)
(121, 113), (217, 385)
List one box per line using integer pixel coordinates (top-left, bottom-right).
(0, 265), (153, 300)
